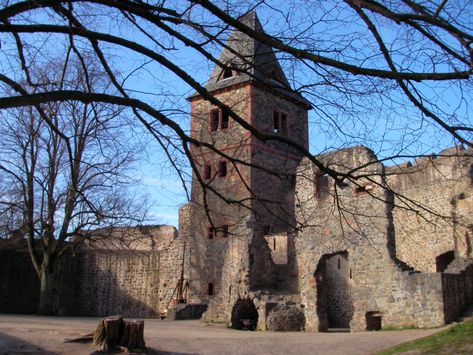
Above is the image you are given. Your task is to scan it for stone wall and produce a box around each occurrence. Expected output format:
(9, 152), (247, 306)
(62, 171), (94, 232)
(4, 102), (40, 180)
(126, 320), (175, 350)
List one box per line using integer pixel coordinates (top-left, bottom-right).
(0, 225), (183, 317)
(442, 264), (473, 323)
(293, 146), (472, 331)
(387, 147), (473, 272)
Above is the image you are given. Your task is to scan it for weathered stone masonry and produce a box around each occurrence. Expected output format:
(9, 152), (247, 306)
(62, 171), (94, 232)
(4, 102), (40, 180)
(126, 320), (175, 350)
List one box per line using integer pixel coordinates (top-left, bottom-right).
(0, 225), (184, 317)
(2, 12), (473, 332)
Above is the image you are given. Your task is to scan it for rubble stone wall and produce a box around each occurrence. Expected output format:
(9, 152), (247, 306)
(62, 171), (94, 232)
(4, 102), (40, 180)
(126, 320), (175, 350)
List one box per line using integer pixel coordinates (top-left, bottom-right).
(0, 225), (183, 317)
(294, 146), (472, 331)
(387, 148), (473, 272)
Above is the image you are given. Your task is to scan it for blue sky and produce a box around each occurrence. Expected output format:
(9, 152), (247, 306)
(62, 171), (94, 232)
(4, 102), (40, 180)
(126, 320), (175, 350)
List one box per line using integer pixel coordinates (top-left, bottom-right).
(1, 1), (470, 228)
(121, 3), (472, 228)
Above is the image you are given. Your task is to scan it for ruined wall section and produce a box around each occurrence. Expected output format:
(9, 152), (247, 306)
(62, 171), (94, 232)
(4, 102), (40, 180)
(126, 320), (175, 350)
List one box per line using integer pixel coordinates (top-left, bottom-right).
(80, 225), (182, 316)
(247, 87), (308, 293)
(294, 147), (446, 331)
(77, 250), (160, 317)
(0, 225), (182, 317)
(387, 146), (473, 272)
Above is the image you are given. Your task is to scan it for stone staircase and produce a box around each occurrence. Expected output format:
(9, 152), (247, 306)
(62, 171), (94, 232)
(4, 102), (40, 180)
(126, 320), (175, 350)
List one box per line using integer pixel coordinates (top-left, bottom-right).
(445, 257), (473, 274)
(394, 258), (420, 274)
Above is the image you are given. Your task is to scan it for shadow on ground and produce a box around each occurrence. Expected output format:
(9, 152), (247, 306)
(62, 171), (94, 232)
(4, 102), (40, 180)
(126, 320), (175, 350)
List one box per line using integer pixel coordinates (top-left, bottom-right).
(0, 330), (58, 354)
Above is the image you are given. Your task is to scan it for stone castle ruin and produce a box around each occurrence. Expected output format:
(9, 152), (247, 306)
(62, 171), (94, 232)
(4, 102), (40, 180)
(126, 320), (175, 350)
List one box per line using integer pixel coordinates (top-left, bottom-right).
(2, 13), (473, 332)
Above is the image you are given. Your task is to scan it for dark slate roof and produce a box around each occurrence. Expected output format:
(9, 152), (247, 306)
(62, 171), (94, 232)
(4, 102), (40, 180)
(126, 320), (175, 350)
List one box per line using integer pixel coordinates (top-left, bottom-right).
(189, 12), (310, 108)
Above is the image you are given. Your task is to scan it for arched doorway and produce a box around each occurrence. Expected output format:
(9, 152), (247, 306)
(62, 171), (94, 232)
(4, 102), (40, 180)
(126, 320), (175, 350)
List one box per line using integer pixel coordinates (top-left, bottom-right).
(231, 297), (258, 330)
(314, 251), (354, 331)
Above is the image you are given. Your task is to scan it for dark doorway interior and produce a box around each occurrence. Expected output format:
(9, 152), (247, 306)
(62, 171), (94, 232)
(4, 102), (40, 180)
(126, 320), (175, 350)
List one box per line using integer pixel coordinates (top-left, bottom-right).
(436, 250), (455, 272)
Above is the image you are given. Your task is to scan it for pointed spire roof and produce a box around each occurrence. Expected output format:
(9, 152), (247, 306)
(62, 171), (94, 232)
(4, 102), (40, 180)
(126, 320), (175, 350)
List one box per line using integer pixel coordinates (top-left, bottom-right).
(206, 12), (290, 88)
(190, 12), (310, 107)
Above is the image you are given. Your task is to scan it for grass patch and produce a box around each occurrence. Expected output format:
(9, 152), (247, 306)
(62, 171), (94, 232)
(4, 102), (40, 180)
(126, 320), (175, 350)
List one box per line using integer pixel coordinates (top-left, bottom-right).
(377, 319), (473, 354)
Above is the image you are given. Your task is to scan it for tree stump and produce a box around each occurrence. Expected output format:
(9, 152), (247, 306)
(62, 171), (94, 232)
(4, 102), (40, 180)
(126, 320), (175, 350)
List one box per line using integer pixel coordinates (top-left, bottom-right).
(93, 316), (123, 351)
(120, 319), (145, 351)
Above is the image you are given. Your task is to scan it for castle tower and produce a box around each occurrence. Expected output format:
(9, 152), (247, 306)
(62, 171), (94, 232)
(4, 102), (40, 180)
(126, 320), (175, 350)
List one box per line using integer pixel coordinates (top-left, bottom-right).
(184, 12), (310, 322)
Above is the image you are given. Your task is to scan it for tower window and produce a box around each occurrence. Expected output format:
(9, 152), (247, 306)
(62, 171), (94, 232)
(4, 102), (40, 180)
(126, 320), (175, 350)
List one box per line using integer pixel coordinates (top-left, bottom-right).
(210, 109), (219, 132)
(219, 161), (228, 177)
(203, 164), (212, 180)
(209, 108), (230, 131)
(219, 63), (234, 80)
(221, 111), (229, 129)
(208, 282), (214, 296)
(273, 110), (288, 135)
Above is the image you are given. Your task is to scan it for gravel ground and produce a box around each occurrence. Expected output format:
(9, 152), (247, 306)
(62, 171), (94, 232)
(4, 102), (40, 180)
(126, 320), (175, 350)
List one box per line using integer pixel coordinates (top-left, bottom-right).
(0, 314), (444, 355)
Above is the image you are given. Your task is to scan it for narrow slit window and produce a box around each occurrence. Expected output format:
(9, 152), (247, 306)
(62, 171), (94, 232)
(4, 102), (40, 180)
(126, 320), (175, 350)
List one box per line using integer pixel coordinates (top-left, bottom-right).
(219, 161), (227, 177)
(273, 110), (279, 133)
(204, 164), (212, 180)
(208, 282), (214, 296)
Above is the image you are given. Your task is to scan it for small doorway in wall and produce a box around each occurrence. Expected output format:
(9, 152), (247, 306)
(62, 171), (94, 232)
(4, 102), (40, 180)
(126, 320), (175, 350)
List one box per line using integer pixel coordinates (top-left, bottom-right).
(365, 311), (382, 331)
(231, 297), (258, 331)
(314, 251), (354, 331)
(436, 250), (455, 272)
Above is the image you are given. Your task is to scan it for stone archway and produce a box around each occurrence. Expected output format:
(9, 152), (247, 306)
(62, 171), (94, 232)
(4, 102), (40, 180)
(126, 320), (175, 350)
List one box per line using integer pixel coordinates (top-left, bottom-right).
(314, 251), (354, 331)
(231, 297), (258, 330)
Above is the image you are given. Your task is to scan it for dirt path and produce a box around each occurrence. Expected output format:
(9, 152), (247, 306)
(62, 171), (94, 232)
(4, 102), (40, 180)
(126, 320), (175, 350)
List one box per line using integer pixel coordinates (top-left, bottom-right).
(0, 314), (444, 354)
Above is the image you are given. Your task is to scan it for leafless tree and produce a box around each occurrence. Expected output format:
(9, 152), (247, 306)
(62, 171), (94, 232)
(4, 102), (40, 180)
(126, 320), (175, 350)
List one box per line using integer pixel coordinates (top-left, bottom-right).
(0, 1), (471, 283)
(0, 1), (470, 176)
(0, 57), (145, 314)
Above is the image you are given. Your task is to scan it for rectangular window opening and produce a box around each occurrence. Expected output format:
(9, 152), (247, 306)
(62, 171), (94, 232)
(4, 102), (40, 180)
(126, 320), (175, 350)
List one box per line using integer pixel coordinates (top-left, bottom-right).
(273, 110), (288, 135)
(204, 164), (212, 180)
(219, 161), (227, 177)
(221, 111), (229, 129)
(208, 282), (214, 296)
(210, 109), (219, 132)
(273, 110), (279, 133)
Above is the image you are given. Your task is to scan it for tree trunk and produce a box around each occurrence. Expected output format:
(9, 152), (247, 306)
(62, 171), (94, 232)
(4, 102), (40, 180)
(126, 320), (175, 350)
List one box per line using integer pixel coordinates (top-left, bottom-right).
(37, 267), (55, 315)
(120, 320), (145, 351)
(93, 316), (123, 352)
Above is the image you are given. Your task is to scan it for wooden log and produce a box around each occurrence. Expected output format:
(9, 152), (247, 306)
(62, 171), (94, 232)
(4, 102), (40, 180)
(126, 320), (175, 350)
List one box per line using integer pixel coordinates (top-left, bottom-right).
(120, 319), (145, 351)
(93, 315), (123, 352)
